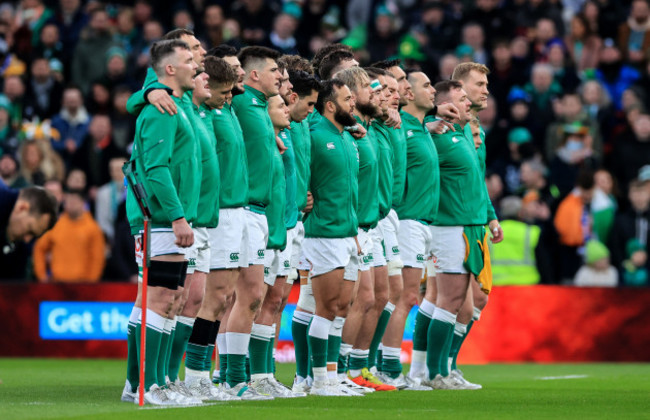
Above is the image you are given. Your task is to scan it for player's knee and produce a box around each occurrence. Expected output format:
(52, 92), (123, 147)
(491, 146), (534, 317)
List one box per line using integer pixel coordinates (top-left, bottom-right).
(473, 291), (488, 310)
(375, 289), (389, 310)
(249, 297), (262, 313)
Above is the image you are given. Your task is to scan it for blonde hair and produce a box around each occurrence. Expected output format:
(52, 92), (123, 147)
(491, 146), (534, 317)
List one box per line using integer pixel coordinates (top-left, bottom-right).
(451, 62), (490, 81)
(19, 140), (65, 184)
(333, 66), (369, 94)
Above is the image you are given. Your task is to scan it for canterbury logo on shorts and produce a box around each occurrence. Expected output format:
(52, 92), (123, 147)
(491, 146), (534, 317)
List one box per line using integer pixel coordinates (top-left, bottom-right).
(229, 252), (240, 262)
(257, 249), (265, 258)
(188, 258), (197, 267)
(392, 246), (400, 254)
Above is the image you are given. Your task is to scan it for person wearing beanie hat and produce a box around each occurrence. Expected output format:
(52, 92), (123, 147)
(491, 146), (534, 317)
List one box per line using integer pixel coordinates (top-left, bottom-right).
(574, 240), (618, 286)
(622, 239), (648, 286)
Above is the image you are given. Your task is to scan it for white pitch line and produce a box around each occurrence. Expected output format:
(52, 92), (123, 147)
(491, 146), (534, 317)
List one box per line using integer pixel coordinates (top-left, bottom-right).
(535, 375), (589, 380)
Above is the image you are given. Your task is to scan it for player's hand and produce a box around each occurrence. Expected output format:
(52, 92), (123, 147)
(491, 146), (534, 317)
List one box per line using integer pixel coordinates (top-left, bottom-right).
(172, 218), (194, 248)
(349, 123), (367, 139)
(276, 135), (287, 154)
(384, 108), (402, 128)
(147, 89), (177, 115)
(426, 119), (455, 135)
(489, 220), (504, 244)
(304, 191), (314, 213)
(436, 102), (460, 121)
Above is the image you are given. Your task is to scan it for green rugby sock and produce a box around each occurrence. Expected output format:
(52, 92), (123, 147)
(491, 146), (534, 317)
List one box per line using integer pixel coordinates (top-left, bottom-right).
(125, 306), (141, 392)
(426, 308), (456, 379)
(451, 321), (472, 371)
(291, 311), (312, 379)
(168, 316), (194, 382)
(369, 302), (394, 369)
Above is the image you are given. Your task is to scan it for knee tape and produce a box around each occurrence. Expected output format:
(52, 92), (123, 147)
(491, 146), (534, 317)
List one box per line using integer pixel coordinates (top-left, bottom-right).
(148, 260), (182, 290)
(288, 269), (298, 283)
(387, 259), (404, 276)
(297, 283), (315, 313)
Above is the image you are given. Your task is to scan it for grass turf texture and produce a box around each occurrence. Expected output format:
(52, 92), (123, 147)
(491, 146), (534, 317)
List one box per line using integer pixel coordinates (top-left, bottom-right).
(1, 360), (649, 420)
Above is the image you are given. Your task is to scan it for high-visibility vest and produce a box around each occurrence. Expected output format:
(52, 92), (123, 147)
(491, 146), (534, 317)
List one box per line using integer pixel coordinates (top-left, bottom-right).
(489, 220), (541, 285)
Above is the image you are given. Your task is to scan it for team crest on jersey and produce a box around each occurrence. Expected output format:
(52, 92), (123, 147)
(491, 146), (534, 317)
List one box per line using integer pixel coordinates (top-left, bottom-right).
(215, 109), (222, 115)
(407, 130), (414, 137)
(199, 111), (206, 118)
(252, 98), (258, 105)
(326, 142), (335, 149)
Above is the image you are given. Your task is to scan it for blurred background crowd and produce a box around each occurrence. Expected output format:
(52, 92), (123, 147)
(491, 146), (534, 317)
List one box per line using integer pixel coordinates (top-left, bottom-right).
(0, 0), (648, 287)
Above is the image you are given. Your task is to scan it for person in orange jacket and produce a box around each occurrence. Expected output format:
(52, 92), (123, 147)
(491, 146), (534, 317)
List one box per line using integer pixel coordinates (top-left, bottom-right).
(34, 189), (106, 282)
(553, 168), (596, 282)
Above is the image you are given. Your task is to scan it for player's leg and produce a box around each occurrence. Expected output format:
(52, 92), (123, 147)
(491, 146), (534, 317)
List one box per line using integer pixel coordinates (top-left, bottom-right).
(409, 260), (437, 381)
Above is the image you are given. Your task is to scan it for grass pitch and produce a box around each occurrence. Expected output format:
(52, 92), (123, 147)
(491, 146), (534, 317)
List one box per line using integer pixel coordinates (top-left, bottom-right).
(1, 359), (649, 420)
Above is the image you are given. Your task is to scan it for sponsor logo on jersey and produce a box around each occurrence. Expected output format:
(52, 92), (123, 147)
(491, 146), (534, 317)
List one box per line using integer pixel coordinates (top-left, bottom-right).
(407, 130), (414, 137)
(326, 142), (335, 149)
(252, 98), (258, 105)
(215, 109), (222, 115)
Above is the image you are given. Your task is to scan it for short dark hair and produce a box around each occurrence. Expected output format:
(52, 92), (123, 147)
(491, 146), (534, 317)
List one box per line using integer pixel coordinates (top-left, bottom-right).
(433, 80), (463, 105)
(18, 186), (58, 231)
(238, 46), (281, 72)
(319, 50), (356, 80)
(205, 56), (237, 85)
(577, 168), (596, 190)
(162, 28), (195, 41)
(151, 39), (190, 76)
(312, 43), (352, 74)
(207, 44), (238, 58)
(371, 59), (401, 70)
(364, 66), (389, 79)
(279, 55), (314, 75)
(64, 188), (86, 201)
(316, 79), (345, 115)
(289, 70), (322, 97)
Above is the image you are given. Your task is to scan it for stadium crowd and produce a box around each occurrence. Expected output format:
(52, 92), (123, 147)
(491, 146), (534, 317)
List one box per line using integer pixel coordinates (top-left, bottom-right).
(0, 0), (648, 407)
(1, 0), (649, 286)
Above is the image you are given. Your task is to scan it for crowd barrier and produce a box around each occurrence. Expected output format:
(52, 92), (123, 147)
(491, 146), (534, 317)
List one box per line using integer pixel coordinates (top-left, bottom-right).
(1, 283), (648, 362)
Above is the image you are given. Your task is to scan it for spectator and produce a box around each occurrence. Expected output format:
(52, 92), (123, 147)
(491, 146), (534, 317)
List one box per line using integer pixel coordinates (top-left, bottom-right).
(33, 188), (105, 283)
(617, 0), (650, 66)
(231, 0), (278, 46)
(113, 7), (139, 56)
(438, 53), (459, 81)
(490, 196), (541, 285)
(489, 39), (528, 119)
(65, 167), (86, 193)
(366, 5), (401, 64)
(24, 57), (63, 120)
(574, 239), (618, 286)
(549, 122), (598, 197)
(109, 85), (134, 152)
(0, 153), (28, 189)
(592, 168), (618, 244)
(71, 8), (116, 95)
(463, 0), (513, 45)
(520, 159), (559, 215)
(172, 9), (194, 32)
(565, 13), (603, 71)
(44, 178), (63, 209)
(100, 46), (137, 92)
(545, 41), (581, 92)
(506, 87), (535, 130)
(12, 0), (53, 60)
(32, 23), (64, 66)
(70, 114), (122, 191)
(103, 200), (137, 282)
(554, 168), (596, 281)
(610, 178), (650, 275)
(461, 22), (488, 65)
(545, 92), (603, 162)
(611, 113), (650, 194)
(524, 63), (564, 147)
(532, 18), (560, 61)
(479, 95), (509, 166)
(200, 5), (225, 49)
(622, 239), (649, 286)
(47, 0), (89, 71)
(492, 127), (536, 196)
(95, 155), (126, 245)
(415, 2), (458, 67)
(0, 98), (19, 156)
(50, 85), (90, 163)
(132, 19), (163, 82)
(2, 75), (26, 130)
(18, 139), (65, 186)
(86, 80), (111, 115)
(267, 13), (300, 56)
(595, 39), (640, 110)
(580, 80), (615, 143)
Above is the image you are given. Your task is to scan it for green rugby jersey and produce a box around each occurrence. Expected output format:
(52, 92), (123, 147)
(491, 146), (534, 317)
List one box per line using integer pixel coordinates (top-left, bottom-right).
(432, 122), (486, 226)
(265, 140), (287, 251)
(280, 129), (299, 230)
(126, 94), (201, 233)
(393, 111), (439, 223)
(304, 117), (359, 238)
(388, 125), (407, 208)
(371, 120), (394, 219)
(355, 116), (379, 229)
(290, 119), (311, 212)
(464, 120), (497, 224)
(232, 86), (275, 209)
(211, 103), (249, 208)
(192, 104), (220, 228)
